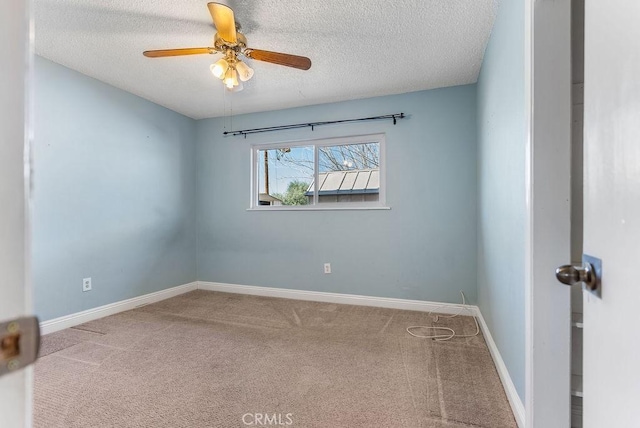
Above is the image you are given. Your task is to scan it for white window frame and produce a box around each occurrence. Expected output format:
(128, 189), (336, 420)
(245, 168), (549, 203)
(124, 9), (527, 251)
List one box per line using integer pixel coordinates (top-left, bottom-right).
(249, 133), (388, 211)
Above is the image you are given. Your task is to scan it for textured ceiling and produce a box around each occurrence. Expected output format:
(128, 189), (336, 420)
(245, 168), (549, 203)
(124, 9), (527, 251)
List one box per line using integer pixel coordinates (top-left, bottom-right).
(35, 0), (497, 119)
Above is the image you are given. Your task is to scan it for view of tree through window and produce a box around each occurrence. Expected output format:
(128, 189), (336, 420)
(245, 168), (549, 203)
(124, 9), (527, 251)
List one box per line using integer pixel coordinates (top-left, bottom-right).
(257, 146), (313, 206)
(254, 138), (382, 207)
(318, 143), (380, 172)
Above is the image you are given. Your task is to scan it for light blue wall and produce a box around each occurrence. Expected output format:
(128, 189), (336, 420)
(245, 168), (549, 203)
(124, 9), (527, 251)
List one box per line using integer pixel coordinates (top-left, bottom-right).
(196, 86), (478, 303)
(33, 56), (197, 321)
(33, 58), (478, 320)
(476, 0), (526, 400)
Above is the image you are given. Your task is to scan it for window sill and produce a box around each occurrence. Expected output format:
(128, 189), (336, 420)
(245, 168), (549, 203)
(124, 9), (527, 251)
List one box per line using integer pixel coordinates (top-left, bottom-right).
(247, 206), (391, 211)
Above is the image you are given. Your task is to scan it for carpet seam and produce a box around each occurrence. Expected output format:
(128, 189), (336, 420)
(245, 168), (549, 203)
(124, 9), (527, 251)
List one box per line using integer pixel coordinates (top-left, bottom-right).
(379, 314), (394, 334)
(433, 344), (449, 421)
(139, 309), (291, 332)
(399, 339), (422, 428)
(50, 354), (101, 367)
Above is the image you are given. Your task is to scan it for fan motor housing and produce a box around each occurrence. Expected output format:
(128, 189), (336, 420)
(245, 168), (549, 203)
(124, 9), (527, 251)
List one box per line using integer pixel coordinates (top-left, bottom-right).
(214, 32), (247, 52)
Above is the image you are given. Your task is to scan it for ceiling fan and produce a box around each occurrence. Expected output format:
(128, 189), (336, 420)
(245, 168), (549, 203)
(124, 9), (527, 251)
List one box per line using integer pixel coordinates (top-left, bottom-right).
(143, 2), (312, 91)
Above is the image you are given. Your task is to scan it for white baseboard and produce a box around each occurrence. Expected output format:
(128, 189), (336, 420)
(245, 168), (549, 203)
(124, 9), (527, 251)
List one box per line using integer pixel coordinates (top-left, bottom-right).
(197, 281), (474, 316)
(40, 282), (198, 335)
(476, 310), (526, 427)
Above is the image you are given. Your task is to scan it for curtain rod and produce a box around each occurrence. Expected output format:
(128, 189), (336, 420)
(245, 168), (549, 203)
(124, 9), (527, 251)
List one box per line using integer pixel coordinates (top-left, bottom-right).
(223, 112), (406, 138)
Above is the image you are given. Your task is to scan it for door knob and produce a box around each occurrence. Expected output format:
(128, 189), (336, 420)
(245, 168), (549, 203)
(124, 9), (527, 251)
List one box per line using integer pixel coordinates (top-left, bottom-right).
(555, 263), (597, 290)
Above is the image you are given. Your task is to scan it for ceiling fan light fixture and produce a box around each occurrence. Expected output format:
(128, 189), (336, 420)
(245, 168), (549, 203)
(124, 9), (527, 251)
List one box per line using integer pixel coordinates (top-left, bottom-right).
(224, 67), (239, 89)
(235, 60), (254, 82)
(210, 58), (229, 79)
(143, 3), (312, 93)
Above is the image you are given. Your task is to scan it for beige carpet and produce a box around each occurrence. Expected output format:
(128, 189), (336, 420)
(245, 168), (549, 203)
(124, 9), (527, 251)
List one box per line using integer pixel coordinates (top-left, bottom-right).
(34, 290), (516, 428)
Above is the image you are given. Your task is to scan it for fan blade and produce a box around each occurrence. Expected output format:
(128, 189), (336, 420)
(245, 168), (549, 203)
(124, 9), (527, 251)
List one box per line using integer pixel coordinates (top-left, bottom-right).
(143, 48), (215, 58)
(244, 49), (311, 70)
(207, 2), (237, 44)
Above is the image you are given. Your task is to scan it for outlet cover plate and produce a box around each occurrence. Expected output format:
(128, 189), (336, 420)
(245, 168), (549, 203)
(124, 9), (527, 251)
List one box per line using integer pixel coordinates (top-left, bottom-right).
(82, 278), (92, 292)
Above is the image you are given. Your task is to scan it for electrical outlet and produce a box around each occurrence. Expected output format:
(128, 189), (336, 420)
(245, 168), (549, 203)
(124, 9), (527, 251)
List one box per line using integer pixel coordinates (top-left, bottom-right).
(82, 277), (92, 292)
(324, 263), (331, 274)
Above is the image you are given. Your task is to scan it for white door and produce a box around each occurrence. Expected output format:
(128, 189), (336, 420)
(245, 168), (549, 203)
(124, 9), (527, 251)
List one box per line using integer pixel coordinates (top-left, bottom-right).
(582, 1), (640, 426)
(0, 0), (33, 427)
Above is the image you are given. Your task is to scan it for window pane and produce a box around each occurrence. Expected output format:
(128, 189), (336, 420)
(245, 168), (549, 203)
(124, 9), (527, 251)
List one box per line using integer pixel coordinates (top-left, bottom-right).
(257, 146), (314, 206)
(317, 142), (380, 204)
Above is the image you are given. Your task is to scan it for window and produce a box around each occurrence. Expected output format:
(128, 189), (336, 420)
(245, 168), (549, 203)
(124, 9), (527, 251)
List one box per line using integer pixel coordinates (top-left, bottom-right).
(251, 134), (386, 209)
